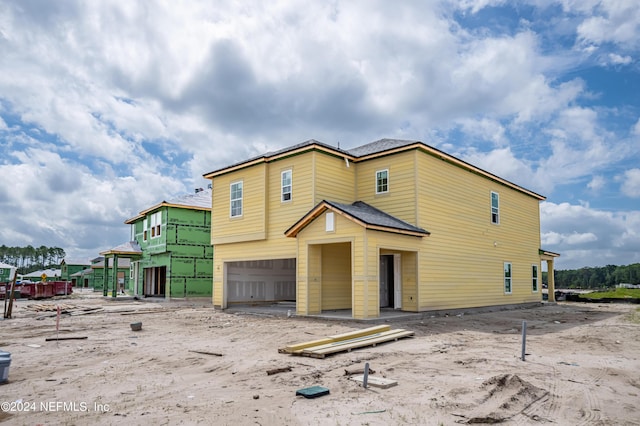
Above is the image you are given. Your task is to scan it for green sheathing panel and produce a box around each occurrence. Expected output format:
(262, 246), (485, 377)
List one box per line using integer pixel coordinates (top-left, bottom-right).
(165, 208), (213, 298)
(132, 206), (213, 298)
(90, 268), (130, 291)
(0, 267), (14, 283)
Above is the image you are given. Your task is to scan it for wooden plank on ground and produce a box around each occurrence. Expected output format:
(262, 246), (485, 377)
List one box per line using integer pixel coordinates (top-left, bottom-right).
(302, 330), (415, 358)
(350, 374), (398, 389)
(278, 325), (391, 354)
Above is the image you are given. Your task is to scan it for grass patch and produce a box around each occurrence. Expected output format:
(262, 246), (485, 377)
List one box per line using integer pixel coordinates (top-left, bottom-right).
(579, 288), (640, 299)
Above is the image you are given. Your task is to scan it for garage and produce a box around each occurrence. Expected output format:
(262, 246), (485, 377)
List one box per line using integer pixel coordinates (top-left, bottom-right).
(226, 258), (296, 304)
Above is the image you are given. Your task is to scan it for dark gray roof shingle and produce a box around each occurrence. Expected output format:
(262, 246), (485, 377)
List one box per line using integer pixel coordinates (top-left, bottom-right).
(347, 138), (421, 157)
(324, 200), (429, 235)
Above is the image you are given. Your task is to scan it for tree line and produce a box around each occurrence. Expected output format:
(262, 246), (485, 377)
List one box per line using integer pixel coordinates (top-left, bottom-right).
(545, 263), (640, 289)
(0, 245), (66, 274)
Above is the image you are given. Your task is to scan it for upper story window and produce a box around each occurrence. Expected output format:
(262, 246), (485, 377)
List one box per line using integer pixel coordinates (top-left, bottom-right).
(532, 264), (539, 292)
(150, 211), (161, 238)
(376, 169), (389, 194)
(143, 218), (148, 241)
(281, 170), (292, 202)
(504, 262), (512, 294)
(230, 181), (243, 217)
(491, 191), (500, 224)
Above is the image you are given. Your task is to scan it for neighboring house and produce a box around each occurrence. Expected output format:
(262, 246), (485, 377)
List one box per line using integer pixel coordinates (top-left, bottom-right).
(0, 262), (16, 283)
(89, 256), (132, 293)
(60, 258), (91, 286)
(203, 138), (559, 319)
(120, 188), (213, 298)
(22, 268), (62, 282)
(70, 268), (93, 288)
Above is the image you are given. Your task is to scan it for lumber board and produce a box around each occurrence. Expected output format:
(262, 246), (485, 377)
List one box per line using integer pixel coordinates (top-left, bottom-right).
(302, 330), (414, 358)
(302, 329), (412, 352)
(278, 325), (391, 354)
(350, 374), (398, 389)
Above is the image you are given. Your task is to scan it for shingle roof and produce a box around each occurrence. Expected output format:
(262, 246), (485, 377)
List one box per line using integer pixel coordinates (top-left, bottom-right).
(203, 139), (347, 177)
(285, 200), (429, 237)
(163, 188), (212, 209)
(325, 201), (429, 235)
(347, 138), (420, 157)
(99, 241), (142, 256)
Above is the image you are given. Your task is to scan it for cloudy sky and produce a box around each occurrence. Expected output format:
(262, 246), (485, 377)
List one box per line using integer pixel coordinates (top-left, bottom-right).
(0, 0), (638, 270)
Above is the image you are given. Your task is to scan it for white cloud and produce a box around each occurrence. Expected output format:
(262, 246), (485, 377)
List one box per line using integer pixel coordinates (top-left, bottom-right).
(608, 53), (633, 65)
(541, 201), (640, 268)
(620, 169), (640, 198)
(576, 0), (640, 48)
(587, 175), (606, 192)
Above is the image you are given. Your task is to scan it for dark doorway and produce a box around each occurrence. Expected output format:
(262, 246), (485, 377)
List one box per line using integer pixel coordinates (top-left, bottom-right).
(380, 255), (394, 308)
(144, 266), (166, 297)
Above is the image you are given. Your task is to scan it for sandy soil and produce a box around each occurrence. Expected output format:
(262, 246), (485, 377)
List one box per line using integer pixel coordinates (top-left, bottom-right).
(1, 293), (639, 426)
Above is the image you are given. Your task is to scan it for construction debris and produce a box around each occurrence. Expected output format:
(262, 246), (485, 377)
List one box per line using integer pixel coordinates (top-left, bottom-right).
(279, 325), (414, 358)
(266, 366), (292, 376)
(344, 366), (376, 376)
(350, 374), (398, 389)
(45, 336), (88, 342)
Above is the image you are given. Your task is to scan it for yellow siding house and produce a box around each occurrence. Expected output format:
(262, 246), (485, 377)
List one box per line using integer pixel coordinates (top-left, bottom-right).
(204, 139), (559, 319)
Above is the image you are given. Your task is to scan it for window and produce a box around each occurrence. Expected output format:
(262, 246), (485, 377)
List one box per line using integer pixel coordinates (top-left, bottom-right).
(376, 169), (389, 194)
(150, 212), (161, 238)
(504, 262), (512, 294)
(230, 181), (243, 217)
(281, 170), (292, 202)
(532, 264), (539, 292)
(143, 219), (148, 241)
(491, 191), (500, 224)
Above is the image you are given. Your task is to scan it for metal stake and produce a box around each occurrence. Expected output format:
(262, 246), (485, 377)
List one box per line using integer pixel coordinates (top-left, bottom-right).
(521, 320), (527, 361)
(363, 362), (370, 388)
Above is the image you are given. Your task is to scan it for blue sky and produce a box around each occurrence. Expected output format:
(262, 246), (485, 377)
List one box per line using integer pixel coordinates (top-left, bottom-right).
(0, 0), (638, 270)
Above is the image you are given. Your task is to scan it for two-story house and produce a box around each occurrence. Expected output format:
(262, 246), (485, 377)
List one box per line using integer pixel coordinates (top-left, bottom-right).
(60, 258), (91, 286)
(121, 188), (213, 298)
(204, 139), (559, 319)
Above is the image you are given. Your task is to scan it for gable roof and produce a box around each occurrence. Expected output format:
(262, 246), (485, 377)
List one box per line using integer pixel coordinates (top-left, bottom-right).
(203, 138), (545, 200)
(99, 241), (142, 256)
(125, 188), (212, 223)
(285, 200), (430, 238)
(203, 139), (348, 178)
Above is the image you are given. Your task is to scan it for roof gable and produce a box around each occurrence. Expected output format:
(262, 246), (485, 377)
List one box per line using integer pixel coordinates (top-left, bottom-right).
(285, 200), (430, 238)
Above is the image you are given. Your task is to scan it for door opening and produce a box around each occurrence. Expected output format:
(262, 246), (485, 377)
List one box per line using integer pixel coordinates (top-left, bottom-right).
(380, 255), (394, 308)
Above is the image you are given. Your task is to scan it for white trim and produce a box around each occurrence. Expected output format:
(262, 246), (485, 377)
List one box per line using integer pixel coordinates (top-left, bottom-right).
(230, 180), (243, 218)
(504, 261), (512, 294)
(375, 169), (389, 194)
(281, 169), (292, 202)
(491, 191), (500, 224)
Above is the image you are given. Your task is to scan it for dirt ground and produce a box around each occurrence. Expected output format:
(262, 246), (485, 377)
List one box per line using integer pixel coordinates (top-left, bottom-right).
(1, 293), (639, 426)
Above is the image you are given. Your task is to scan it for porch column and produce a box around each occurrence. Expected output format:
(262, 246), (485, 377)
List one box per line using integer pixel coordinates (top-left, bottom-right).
(112, 254), (119, 298)
(102, 257), (109, 296)
(546, 258), (555, 302)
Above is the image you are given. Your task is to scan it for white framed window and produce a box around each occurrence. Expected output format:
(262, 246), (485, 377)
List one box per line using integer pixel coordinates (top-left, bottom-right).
(281, 170), (292, 202)
(504, 262), (512, 294)
(230, 181), (243, 217)
(491, 191), (500, 224)
(150, 211), (161, 238)
(376, 169), (389, 194)
(143, 218), (148, 241)
(532, 264), (539, 292)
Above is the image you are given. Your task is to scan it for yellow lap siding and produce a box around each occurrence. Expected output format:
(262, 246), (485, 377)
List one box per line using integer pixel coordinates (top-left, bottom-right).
(416, 152), (541, 310)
